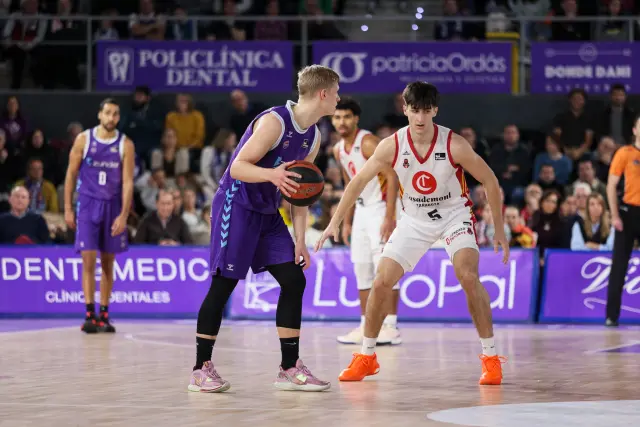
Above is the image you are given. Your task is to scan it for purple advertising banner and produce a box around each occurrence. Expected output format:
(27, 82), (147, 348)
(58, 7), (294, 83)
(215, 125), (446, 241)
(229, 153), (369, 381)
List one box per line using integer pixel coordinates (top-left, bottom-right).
(96, 41), (293, 92)
(541, 250), (640, 323)
(313, 42), (512, 94)
(530, 42), (637, 94)
(229, 249), (537, 322)
(0, 246), (211, 314)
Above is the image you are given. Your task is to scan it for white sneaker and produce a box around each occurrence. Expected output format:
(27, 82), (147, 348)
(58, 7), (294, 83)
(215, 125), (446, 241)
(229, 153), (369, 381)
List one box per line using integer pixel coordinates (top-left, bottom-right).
(377, 324), (402, 345)
(337, 326), (363, 344)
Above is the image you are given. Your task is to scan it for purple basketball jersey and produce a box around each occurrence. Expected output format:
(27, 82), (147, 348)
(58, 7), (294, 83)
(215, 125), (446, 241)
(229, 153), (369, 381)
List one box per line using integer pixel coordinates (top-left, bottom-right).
(77, 127), (124, 201)
(217, 100), (320, 215)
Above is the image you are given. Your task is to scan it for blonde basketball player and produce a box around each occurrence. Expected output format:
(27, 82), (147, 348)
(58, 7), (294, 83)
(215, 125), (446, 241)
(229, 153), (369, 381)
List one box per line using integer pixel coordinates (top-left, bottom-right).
(332, 98), (401, 346)
(316, 82), (509, 385)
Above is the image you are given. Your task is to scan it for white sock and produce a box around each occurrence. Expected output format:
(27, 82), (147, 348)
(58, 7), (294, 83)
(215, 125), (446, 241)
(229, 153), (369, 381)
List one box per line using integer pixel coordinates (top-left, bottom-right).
(361, 337), (377, 355)
(360, 315), (366, 328)
(383, 314), (397, 327)
(480, 337), (496, 356)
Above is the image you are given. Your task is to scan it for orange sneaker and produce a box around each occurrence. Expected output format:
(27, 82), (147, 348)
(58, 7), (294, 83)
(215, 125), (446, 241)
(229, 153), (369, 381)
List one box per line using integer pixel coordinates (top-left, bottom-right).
(479, 354), (506, 385)
(338, 353), (380, 381)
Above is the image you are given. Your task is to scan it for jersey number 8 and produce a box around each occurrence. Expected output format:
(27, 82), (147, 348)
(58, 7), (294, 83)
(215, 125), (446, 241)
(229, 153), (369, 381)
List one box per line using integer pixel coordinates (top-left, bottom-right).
(98, 171), (107, 186)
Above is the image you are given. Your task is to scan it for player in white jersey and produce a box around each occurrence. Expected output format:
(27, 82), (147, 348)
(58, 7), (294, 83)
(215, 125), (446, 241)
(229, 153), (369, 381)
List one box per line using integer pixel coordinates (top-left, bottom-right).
(316, 82), (509, 385)
(331, 98), (401, 346)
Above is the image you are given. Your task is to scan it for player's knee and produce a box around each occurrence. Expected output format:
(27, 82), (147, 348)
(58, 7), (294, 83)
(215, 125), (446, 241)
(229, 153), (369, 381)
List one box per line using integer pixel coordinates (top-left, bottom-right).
(458, 270), (480, 293)
(372, 276), (393, 294)
(279, 264), (306, 298)
(354, 263), (374, 291)
(197, 274), (238, 336)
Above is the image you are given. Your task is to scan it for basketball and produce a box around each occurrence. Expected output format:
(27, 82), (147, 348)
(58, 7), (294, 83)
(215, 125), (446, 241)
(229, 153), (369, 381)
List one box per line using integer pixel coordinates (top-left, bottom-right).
(282, 160), (324, 207)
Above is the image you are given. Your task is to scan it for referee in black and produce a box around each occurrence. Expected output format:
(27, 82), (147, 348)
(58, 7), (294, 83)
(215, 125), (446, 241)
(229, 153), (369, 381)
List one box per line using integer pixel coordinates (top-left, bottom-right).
(605, 117), (640, 326)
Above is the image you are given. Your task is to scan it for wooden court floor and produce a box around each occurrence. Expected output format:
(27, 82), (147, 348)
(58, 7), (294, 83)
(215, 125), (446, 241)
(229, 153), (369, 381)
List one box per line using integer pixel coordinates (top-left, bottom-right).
(1, 320), (640, 427)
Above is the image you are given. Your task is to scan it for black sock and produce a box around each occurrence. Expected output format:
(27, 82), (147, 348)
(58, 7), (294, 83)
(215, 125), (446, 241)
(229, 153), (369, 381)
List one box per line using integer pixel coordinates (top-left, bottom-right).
(194, 337), (215, 371)
(85, 303), (95, 319)
(99, 305), (109, 319)
(280, 337), (299, 370)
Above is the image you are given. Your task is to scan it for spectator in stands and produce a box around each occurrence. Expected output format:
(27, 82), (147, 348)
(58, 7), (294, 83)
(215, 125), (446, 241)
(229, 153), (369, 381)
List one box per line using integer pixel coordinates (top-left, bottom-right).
(572, 181), (591, 219)
(435, 0), (471, 40)
(206, 0), (247, 41)
(552, 89), (594, 162)
(595, 0), (629, 41)
(15, 158), (58, 214)
(130, 0), (166, 40)
(137, 168), (168, 213)
(2, 0), (47, 89)
(560, 194), (578, 218)
(166, 6), (195, 40)
(165, 94), (205, 150)
(43, 0), (83, 90)
(551, 0), (590, 41)
(150, 128), (190, 179)
(53, 121), (84, 186)
(489, 124), (530, 202)
(229, 90), (265, 140)
(595, 84), (635, 146)
(530, 189), (569, 260)
(533, 134), (572, 185)
(476, 204), (511, 248)
(570, 193), (614, 250)
(460, 126), (490, 189)
(134, 190), (193, 245)
(19, 129), (57, 184)
(569, 158), (607, 202)
(0, 186), (50, 243)
(0, 96), (28, 151)
(200, 128), (236, 199)
(535, 163), (565, 196)
(508, 0), (551, 41)
(119, 86), (165, 163)
(94, 9), (120, 40)
(521, 183), (542, 225)
(0, 130), (17, 212)
(593, 136), (616, 183)
(504, 206), (537, 248)
(182, 187), (208, 242)
(255, 0), (287, 40)
(382, 93), (408, 131)
(172, 188), (183, 215)
(299, 0), (346, 40)
(364, 0), (408, 14)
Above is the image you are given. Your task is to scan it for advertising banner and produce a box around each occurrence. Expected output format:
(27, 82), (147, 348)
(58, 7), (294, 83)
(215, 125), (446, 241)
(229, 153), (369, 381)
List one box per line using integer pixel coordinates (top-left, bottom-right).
(530, 42), (636, 94)
(229, 249), (537, 322)
(540, 250), (640, 323)
(313, 42), (513, 93)
(0, 246), (211, 315)
(96, 41), (293, 92)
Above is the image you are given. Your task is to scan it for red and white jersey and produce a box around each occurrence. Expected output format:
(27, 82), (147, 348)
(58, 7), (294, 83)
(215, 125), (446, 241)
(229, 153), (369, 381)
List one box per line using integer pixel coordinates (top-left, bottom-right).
(391, 124), (472, 221)
(337, 129), (386, 207)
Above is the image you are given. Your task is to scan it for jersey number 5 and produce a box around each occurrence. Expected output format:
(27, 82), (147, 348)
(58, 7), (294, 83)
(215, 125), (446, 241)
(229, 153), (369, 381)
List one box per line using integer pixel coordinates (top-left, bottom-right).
(98, 171), (107, 186)
(428, 209), (442, 220)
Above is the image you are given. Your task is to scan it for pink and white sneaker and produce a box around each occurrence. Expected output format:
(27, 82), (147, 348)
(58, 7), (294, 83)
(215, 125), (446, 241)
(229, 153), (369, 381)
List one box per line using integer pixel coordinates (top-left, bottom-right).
(274, 359), (331, 391)
(188, 361), (231, 393)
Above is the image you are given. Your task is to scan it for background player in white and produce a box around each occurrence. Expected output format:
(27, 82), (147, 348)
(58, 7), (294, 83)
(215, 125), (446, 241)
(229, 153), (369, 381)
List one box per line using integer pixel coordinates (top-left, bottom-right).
(316, 82), (509, 385)
(331, 98), (401, 345)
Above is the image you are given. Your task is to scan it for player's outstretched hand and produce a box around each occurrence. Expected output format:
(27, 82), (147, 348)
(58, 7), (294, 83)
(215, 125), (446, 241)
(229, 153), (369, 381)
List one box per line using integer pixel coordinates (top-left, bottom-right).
(493, 229), (510, 265)
(269, 160), (300, 198)
(295, 243), (311, 271)
(111, 214), (127, 237)
(380, 217), (396, 243)
(64, 210), (75, 230)
(315, 222), (340, 252)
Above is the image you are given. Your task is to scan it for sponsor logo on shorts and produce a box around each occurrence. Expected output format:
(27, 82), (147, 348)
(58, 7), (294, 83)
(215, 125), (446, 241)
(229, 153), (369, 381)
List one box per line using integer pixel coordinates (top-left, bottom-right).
(227, 264), (234, 271)
(445, 227), (467, 245)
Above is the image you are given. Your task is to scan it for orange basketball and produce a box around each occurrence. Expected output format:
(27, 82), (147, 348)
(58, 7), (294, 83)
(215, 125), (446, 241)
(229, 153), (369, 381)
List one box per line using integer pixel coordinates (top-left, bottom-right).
(283, 161), (324, 207)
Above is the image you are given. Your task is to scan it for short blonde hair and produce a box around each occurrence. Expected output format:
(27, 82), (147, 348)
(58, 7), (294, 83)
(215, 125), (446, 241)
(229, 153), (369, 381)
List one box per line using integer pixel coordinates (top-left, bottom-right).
(297, 65), (340, 97)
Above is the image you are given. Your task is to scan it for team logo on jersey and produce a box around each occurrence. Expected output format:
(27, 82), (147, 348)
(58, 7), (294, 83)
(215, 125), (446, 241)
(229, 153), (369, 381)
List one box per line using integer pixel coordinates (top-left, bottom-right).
(412, 171), (437, 195)
(435, 153), (446, 161)
(302, 139), (309, 149)
(348, 161), (357, 176)
(283, 140), (289, 149)
(110, 146), (118, 153)
(402, 159), (410, 168)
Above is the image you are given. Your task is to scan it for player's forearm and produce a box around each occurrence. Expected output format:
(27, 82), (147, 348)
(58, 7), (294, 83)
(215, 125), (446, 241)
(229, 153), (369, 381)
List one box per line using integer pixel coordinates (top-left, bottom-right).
(291, 205), (308, 245)
(331, 175), (368, 227)
(230, 160), (274, 183)
(384, 171), (399, 220)
(120, 181), (134, 217)
(607, 181), (620, 219)
(63, 171), (77, 212)
(483, 176), (506, 231)
(344, 205), (355, 227)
